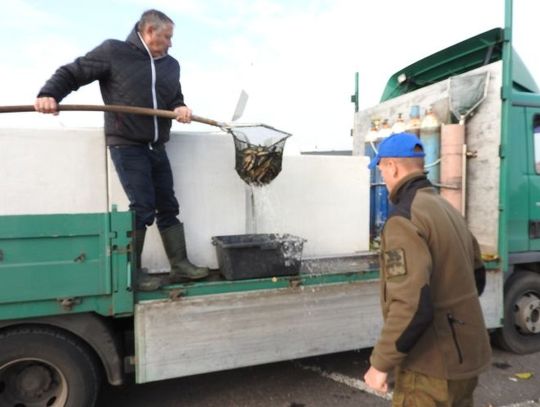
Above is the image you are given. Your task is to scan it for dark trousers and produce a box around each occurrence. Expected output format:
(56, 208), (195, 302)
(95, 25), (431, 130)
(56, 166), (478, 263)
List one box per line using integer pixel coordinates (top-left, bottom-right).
(109, 144), (180, 231)
(392, 368), (478, 407)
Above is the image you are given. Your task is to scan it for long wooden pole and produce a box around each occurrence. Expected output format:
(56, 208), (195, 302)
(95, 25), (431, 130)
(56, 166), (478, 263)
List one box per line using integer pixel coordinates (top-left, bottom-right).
(0, 104), (224, 128)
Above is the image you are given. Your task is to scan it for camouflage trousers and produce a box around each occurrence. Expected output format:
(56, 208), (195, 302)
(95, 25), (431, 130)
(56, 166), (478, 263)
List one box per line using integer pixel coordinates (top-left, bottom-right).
(392, 368), (478, 407)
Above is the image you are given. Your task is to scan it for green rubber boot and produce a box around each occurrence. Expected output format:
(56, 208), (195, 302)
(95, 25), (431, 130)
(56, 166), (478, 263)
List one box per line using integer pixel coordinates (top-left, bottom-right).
(160, 223), (209, 283)
(133, 229), (162, 291)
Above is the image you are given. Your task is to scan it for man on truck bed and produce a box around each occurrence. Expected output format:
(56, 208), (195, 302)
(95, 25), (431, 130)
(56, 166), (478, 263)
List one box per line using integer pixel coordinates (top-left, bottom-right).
(34, 9), (209, 290)
(363, 133), (491, 406)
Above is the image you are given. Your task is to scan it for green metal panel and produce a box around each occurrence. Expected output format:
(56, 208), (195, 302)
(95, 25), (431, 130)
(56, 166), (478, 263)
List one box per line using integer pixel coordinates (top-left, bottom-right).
(498, 0), (513, 273)
(109, 208), (135, 315)
(526, 107), (540, 250)
(136, 270), (380, 302)
(512, 51), (539, 93)
(0, 296), (116, 321)
(0, 211), (134, 320)
(498, 0), (540, 263)
(380, 26), (538, 103)
(505, 106), (530, 252)
(0, 214), (110, 302)
(380, 28), (504, 102)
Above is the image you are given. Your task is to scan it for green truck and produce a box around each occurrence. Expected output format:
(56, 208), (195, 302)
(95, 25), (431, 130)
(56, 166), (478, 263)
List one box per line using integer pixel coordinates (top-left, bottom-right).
(1, 1), (539, 406)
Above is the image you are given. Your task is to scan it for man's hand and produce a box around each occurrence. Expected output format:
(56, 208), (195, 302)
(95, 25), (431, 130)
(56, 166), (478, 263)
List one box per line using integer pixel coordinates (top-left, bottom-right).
(174, 105), (192, 123)
(34, 97), (59, 115)
(364, 365), (388, 394)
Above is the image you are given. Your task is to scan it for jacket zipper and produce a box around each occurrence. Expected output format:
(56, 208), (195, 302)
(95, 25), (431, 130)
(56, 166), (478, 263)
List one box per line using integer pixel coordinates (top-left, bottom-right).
(447, 313), (464, 364)
(137, 32), (159, 146)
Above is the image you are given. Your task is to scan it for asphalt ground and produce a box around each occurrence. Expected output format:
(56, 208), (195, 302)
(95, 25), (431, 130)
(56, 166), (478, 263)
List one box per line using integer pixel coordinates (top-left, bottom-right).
(98, 344), (540, 407)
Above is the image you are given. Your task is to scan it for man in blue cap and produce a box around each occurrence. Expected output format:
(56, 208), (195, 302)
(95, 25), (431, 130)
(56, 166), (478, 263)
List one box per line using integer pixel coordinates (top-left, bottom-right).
(363, 133), (491, 405)
(367, 132), (426, 193)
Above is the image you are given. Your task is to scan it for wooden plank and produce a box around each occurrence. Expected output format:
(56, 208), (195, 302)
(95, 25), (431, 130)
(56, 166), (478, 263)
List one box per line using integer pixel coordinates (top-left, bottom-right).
(135, 281), (382, 383)
(134, 271), (502, 383)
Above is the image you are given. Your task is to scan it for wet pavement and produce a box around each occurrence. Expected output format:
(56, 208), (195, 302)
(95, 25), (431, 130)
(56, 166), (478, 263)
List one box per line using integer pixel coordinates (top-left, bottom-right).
(98, 343), (540, 406)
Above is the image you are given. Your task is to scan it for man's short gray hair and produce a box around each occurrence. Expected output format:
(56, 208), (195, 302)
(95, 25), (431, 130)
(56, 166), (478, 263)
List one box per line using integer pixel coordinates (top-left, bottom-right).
(138, 9), (174, 32)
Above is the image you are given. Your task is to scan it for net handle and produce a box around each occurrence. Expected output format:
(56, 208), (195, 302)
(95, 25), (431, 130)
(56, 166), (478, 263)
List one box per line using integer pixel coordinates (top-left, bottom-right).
(0, 104), (226, 128)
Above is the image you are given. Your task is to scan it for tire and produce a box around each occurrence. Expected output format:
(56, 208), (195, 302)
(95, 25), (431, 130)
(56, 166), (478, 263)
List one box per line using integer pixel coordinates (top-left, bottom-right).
(494, 270), (540, 354)
(0, 326), (101, 407)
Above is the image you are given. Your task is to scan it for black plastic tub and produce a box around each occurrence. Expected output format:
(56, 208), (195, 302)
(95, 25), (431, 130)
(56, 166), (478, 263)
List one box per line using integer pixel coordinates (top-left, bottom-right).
(211, 234), (305, 280)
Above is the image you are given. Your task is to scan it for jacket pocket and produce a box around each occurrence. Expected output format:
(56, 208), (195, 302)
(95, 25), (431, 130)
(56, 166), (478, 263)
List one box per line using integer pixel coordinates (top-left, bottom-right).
(434, 297), (491, 376)
(447, 313), (464, 364)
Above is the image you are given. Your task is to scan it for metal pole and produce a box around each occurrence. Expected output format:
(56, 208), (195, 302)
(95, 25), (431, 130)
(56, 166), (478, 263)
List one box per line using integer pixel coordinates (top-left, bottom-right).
(499, 0), (513, 276)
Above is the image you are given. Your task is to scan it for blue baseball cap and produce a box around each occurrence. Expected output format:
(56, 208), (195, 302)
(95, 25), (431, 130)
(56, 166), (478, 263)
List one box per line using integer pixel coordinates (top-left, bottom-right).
(368, 132), (425, 170)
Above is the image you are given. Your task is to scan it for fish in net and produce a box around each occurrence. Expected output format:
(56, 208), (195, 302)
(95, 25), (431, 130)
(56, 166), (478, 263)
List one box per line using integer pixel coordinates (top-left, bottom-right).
(229, 124), (291, 186)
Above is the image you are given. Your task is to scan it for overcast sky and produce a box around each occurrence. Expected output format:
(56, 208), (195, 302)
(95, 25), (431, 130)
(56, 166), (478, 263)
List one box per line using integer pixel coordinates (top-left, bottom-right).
(0, 0), (537, 150)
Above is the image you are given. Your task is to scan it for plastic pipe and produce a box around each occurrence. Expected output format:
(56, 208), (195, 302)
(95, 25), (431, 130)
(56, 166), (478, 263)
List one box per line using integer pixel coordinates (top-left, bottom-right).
(440, 124), (465, 214)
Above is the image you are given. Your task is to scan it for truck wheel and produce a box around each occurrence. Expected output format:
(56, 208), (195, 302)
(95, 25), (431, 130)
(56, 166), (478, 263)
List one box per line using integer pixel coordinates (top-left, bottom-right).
(495, 270), (540, 354)
(0, 326), (101, 407)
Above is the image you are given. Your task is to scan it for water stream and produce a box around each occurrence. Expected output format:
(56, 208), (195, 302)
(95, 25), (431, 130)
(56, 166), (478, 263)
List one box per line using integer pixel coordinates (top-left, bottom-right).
(245, 185), (257, 234)
(244, 184), (305, 266)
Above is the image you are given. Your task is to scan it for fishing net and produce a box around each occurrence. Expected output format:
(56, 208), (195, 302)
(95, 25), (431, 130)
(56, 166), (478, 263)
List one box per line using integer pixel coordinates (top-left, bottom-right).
(449, 72), (490, 124)
(230, 124), (292, 186)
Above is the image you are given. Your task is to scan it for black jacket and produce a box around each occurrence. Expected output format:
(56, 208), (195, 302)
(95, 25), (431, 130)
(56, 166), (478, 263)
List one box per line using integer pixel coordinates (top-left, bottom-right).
(38, 25), (185, 146)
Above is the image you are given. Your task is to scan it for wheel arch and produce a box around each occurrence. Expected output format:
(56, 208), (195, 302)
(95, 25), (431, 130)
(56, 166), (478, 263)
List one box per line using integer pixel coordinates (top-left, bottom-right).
(507, 252), (540, 281)
(0, 312), (125, 386)
(505, 264), (540, 287)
